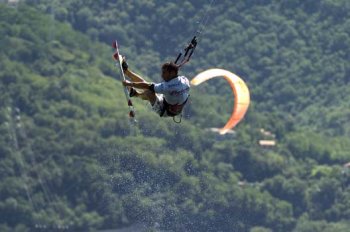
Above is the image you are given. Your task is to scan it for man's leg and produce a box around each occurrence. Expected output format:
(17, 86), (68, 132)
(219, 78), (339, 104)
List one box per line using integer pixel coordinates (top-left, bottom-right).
(123, 70), (148, 97)
(137, 90), (157, 105)
(136, 91), (164, 116)
(124, 70), (147, 83)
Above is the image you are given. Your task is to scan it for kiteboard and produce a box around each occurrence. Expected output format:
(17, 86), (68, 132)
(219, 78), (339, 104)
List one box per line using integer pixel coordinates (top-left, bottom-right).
(112, 40), (136, 122)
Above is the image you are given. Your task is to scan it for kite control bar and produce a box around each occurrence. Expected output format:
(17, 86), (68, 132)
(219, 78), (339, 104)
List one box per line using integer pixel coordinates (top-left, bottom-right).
(174, 36), (198, 67)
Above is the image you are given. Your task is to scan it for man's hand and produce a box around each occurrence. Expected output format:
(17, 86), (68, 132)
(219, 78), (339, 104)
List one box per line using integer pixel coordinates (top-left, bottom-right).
(122, 80), (132, 87)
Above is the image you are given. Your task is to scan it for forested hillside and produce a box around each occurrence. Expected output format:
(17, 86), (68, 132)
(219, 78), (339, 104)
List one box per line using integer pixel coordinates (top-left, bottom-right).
(1, 1), (350, 232)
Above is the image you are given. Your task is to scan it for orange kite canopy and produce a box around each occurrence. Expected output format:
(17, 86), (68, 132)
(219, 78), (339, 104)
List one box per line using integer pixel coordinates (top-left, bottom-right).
(191, 68), (250, 135)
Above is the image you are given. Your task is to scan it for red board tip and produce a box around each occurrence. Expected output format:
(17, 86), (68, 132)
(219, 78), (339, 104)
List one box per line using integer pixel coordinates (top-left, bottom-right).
(113, 52), (119, 60)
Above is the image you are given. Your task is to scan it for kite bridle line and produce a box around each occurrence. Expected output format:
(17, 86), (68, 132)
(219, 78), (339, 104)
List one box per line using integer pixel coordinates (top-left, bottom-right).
(174, 0), (216, 68)
(171, 0), (216, 123)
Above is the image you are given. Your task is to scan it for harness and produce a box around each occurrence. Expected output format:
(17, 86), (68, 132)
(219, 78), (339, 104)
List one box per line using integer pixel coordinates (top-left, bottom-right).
(160, 97), (189, 123)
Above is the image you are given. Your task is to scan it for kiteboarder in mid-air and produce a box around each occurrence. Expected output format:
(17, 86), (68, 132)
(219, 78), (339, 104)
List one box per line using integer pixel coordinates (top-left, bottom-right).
(111, 0), (217, 123)
(120, 58), (190, 118)
(111, 36), (196, 122)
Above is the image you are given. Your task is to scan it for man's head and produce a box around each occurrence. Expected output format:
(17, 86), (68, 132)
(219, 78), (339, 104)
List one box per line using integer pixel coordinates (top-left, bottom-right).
(161, 62), (179, 81)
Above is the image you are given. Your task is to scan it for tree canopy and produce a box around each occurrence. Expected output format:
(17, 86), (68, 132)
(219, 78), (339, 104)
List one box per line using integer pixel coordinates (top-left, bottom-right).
(1, 1), (350, 231)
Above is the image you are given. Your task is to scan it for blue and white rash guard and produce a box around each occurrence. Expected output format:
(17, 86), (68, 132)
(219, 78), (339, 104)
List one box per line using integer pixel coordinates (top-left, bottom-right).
(153, 76), (190, 105)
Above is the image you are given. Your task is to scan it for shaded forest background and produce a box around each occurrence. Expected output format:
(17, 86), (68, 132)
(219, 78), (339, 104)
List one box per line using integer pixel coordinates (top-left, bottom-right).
(1, 0), (350, 231)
